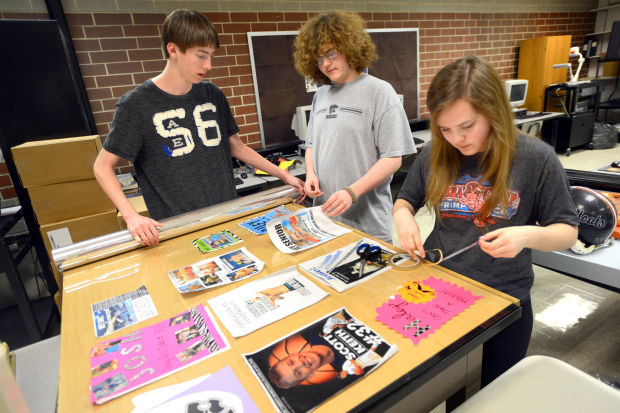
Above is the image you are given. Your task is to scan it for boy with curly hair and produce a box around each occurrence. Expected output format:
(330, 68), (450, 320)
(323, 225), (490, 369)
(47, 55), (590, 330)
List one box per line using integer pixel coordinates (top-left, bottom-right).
(293, 11), (415, 242)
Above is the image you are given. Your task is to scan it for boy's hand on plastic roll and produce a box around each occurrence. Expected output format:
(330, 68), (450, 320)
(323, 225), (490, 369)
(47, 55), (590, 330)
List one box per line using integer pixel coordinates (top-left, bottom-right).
(125, 214), (163, 246)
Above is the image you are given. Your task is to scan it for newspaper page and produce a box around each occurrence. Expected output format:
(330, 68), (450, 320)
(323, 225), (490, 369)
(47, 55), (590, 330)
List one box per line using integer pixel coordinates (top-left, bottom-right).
(244, 308), (398, 413)
(208, 266), (328, 337)
(89, 305), (229, 404)
(168, 247), (264, 293)
(91, 285), (158, 338)
(267, 206), (352, 253)
(298, 238), (395, 293)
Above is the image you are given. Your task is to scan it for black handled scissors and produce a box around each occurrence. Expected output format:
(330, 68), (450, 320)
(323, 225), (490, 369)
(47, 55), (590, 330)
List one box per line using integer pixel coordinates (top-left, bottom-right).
(356, 243), (382, 278)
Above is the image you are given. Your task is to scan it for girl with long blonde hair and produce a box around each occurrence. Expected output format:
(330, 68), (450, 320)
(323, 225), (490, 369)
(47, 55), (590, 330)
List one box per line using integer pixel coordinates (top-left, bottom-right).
(393, 55), (578, 385)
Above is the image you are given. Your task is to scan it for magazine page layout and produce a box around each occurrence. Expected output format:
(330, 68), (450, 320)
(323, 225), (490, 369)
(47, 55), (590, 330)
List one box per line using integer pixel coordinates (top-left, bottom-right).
(168, 247), (264, 293)
(131, 366), (260, 413)
(208, 266), (329, 337)
(298, 238), (396, 292)
(239, 205), (292, 235)
(89, 305), (229, 404)
(92, 285), (158, 338)
(267, 206), (352, 254)
(192, 230), (242, 254)
(244, 308), (398, 413)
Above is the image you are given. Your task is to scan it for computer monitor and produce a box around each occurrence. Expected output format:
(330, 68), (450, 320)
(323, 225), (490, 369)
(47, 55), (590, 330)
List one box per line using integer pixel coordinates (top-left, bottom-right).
(291, 105), (312, 141)
(604, 20), (620, 61)
(504, 79), (528, 109)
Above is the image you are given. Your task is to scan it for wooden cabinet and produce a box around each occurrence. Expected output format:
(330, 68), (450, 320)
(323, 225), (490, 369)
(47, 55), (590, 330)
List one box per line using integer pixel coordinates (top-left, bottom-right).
(518, 35), (572, 112)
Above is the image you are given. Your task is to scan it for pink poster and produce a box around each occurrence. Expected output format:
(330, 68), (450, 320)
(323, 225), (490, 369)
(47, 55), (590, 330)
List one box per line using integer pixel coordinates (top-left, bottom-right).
(89, 305), (229, 404)
(376, 276), (482, 345)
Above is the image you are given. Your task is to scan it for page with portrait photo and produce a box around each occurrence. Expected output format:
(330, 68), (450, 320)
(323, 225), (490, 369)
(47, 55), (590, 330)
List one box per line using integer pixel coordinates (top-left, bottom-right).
(243, 308), (397, 413)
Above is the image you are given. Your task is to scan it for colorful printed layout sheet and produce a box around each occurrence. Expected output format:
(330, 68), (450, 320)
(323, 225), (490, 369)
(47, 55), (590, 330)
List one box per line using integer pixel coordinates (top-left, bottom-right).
(298, 238), (395, 293)
(192, 230), (242, 254)
(244, 308), (398, 413)
(89, 305), (229, 404)
(238, 205), (292, 235)
(92, 285), (158, 338)
(130, 366), (259, 413)
(376, 276), (483, 345)
(132, 373), (213, 413)
(168, 247), (264, 293)
(208, 266), (329, 337)
(267, 206), (352, 254)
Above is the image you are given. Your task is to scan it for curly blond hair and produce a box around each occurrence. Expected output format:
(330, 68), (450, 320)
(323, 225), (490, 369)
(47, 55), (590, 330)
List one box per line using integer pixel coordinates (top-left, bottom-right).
(293, 11), (377, 85)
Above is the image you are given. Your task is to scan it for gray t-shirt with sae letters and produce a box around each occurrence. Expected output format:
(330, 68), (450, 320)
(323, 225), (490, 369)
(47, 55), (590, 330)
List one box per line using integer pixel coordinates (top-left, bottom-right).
(104, 80), (239, 221)
(306, 73), (416, 242)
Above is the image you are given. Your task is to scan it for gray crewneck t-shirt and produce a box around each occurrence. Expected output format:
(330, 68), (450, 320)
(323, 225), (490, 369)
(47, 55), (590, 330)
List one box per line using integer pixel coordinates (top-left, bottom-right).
(306, 73), (416, 242)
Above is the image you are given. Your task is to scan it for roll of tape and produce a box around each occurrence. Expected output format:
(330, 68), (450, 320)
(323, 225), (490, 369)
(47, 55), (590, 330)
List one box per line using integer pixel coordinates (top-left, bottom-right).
(389, 252), (421, 269)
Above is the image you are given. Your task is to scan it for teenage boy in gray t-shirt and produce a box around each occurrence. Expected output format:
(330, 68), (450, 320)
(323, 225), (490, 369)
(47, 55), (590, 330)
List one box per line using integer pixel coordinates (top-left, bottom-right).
(293, 11), (415, 242)
(94, 9), (305, 246)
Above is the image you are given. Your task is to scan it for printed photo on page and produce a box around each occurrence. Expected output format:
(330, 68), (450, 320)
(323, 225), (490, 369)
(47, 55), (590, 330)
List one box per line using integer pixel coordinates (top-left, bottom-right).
(192, 230), (242, 254)
(239, 205), (293, 235)
(168, 247), (264, 293)
(299, 238), (395, 293)
(131, 366), (259, 413)
(267, 206), (352, 253)
(92, 285), (158, 338)
(208, 266), (328, 337)
(244, 308), (397, 413)
(89, 305), (229, 405)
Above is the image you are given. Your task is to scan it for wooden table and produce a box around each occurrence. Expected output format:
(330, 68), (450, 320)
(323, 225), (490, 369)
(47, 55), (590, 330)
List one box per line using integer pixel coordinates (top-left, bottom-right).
(57, 197), (520, 412)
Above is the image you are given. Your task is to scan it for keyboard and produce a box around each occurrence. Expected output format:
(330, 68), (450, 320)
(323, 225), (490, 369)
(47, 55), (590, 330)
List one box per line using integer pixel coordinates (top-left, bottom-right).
(516, 112), (545, 120)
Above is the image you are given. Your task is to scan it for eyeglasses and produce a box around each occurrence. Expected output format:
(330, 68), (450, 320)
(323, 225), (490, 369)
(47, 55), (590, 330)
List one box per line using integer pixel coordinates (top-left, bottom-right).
(316, 49), (339, 66)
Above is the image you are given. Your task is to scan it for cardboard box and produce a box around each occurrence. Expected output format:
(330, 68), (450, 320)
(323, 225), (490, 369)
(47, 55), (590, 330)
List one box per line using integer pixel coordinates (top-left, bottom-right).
(11, 135), (101, 187)
(117, 196), (150, 228)
(39, 210), (120, 259)
(54, 291), (62, 311)
(603, 61), (620, 78)
(28, 179), (115, 225)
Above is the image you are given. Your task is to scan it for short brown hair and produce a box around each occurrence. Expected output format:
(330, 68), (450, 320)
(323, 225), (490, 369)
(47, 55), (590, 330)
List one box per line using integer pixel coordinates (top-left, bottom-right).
(161, 9), (219, 59)
(293, 11), (377, 85)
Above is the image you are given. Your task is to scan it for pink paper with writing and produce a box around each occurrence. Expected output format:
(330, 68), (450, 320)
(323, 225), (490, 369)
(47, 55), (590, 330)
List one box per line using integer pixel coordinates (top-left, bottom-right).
(89, 305), (229, 404)
(376, 276), (482, 345)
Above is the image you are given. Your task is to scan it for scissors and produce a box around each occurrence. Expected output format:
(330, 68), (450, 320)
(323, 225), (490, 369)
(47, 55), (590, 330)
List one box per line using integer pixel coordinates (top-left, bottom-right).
(356, 243), (382, 278)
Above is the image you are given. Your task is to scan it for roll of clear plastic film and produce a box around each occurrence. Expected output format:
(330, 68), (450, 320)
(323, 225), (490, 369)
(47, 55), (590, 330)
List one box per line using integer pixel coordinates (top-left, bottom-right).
(388, 252), (421, 269)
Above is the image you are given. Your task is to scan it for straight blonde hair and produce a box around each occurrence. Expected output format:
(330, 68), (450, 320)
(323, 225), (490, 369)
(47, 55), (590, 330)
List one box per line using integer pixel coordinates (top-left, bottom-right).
(426, 56), (517, 226)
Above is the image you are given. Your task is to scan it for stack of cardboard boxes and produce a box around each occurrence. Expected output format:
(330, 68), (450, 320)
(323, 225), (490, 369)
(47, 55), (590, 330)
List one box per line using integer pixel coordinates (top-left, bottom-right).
(11, 136), (120, 308)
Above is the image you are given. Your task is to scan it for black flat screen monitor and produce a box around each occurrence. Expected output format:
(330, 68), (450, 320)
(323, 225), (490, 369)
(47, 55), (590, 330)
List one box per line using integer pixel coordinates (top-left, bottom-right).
(605, 20), (620, 62)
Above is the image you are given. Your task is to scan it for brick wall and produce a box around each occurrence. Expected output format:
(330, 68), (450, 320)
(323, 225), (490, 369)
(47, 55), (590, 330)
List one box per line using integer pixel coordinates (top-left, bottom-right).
(0, 9), (595, 203)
